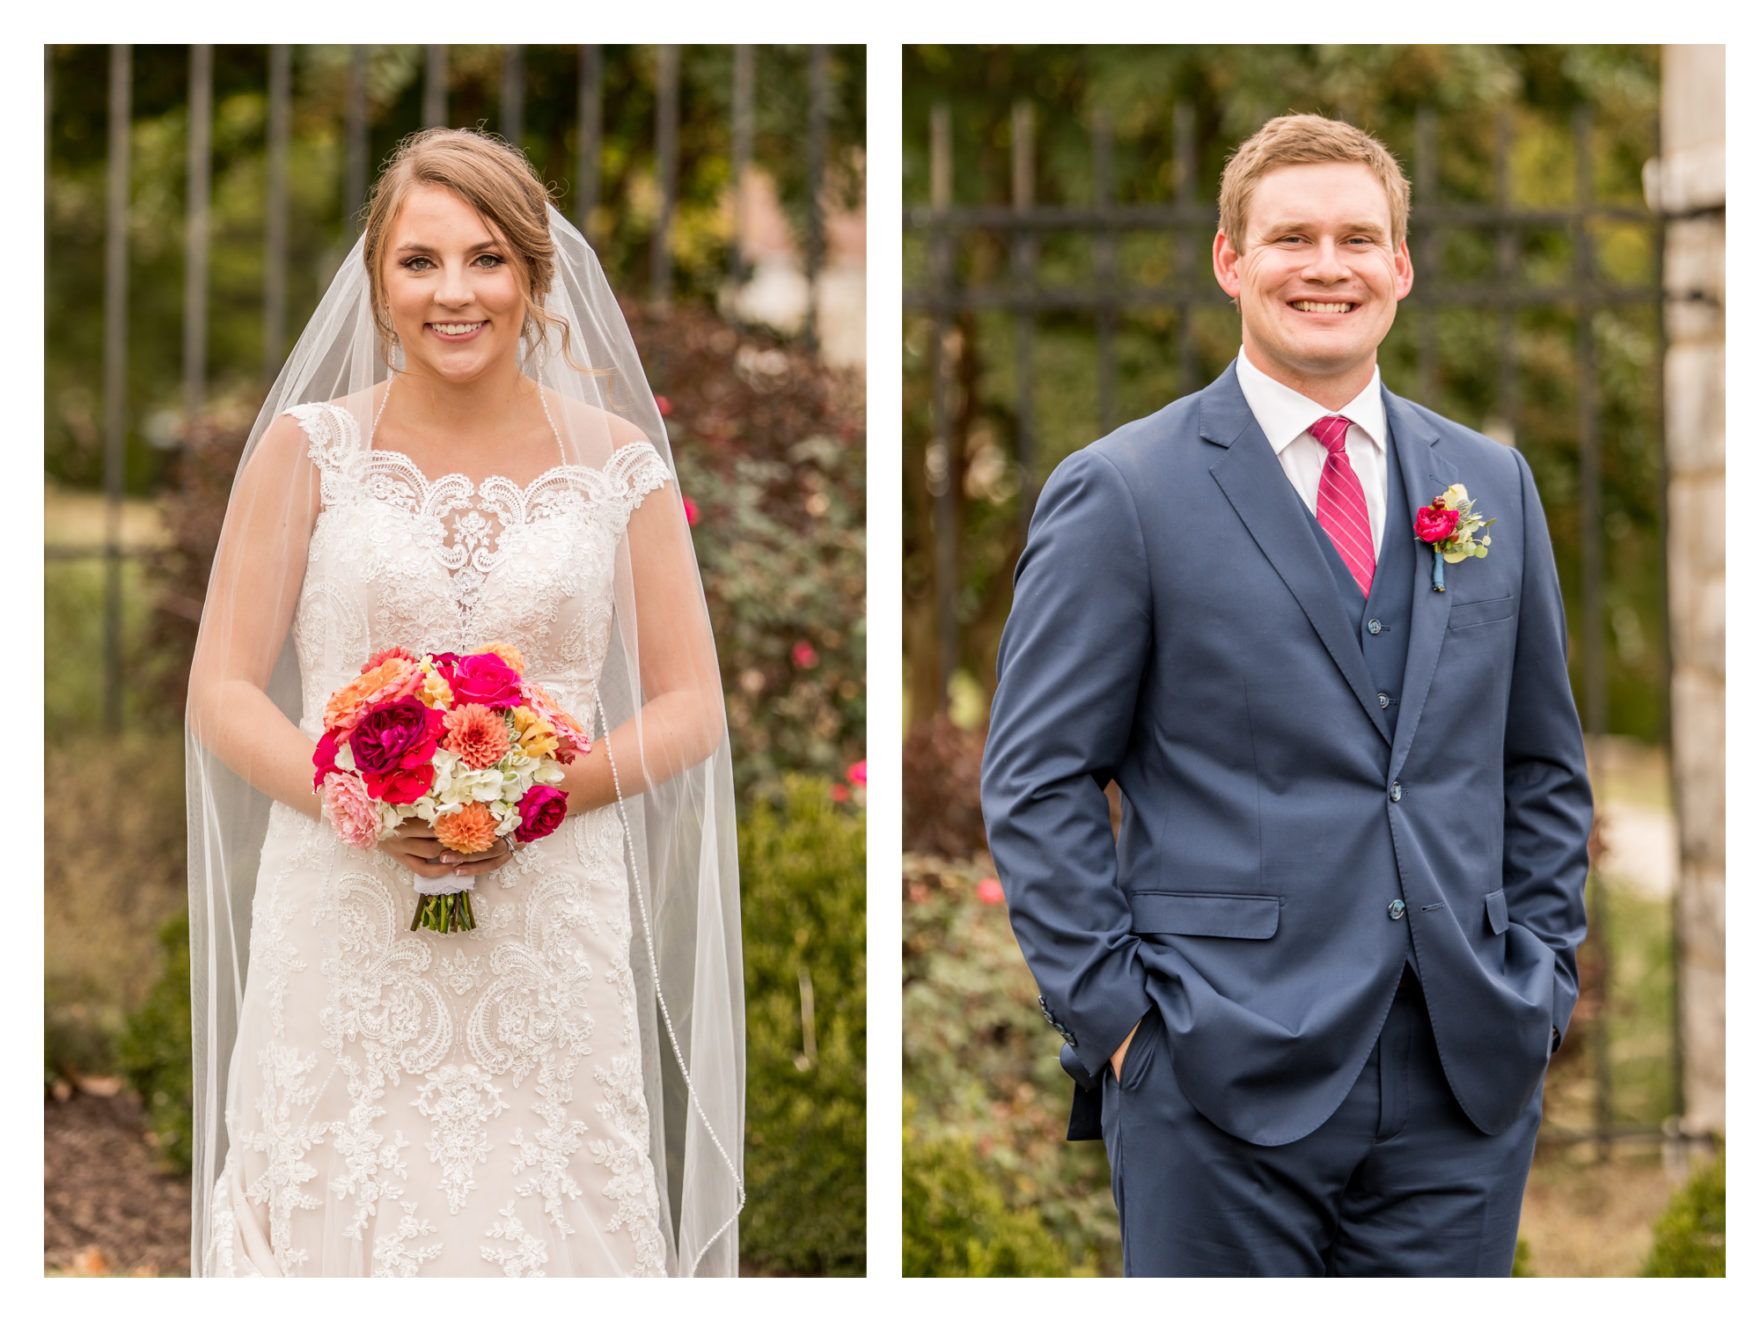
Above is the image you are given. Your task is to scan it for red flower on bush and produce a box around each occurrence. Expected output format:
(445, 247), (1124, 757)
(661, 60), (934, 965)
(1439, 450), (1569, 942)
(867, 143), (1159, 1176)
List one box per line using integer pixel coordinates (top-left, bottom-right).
(792, 641), (818, 669)
(830, 783), (850, 802)
(655, 394), (673, 417)
(846, 759), (866, 788)
(683, 495), (700, 527)
(977, 877), (1005, 905)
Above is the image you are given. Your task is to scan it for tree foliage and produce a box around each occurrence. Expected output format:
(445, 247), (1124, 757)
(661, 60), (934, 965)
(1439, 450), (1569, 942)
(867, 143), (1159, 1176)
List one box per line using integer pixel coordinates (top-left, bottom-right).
(46, 43), (865, 496)
(903, 45), (1665, 740)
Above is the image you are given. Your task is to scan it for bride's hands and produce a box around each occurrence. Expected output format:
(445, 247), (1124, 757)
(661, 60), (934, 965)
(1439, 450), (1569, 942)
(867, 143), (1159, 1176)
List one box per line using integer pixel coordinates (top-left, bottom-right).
(377, 818), (522, 881)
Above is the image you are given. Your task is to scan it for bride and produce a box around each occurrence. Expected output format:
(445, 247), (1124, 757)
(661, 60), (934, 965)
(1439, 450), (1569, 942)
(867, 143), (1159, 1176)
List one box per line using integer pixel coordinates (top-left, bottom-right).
(185, 128), (743, 1276)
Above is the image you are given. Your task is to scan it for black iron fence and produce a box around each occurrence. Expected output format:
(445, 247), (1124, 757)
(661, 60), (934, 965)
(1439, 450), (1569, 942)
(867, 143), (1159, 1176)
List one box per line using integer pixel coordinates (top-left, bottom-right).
(904, 98), (1679, 1153)
(46, 42), (858, 733)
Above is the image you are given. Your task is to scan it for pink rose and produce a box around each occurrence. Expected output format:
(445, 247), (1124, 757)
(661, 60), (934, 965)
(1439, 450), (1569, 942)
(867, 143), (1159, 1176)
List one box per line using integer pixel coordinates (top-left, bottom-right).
(351, 698), (446, 775)
(323, 774), (382, 849)
(792, 641), (818, 669)
(514, 784), (569, 843)
(1414, 505), (1460, 544)
(977, 877), (1005, 905)
(363, 762), (436, 805)
(683, 495), (700, 527)
(655, 394), (672, 417)
(846, 759), (867, 788)
(450, 653), (524, 710)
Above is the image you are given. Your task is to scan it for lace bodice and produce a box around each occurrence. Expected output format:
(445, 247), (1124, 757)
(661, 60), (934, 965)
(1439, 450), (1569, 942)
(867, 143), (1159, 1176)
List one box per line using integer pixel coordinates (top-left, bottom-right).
(288, 402), (669, 730)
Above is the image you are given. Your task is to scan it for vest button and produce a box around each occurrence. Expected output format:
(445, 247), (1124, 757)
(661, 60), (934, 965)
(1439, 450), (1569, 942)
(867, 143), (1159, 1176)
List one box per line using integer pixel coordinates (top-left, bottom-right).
(1388, 899), (1407, 920)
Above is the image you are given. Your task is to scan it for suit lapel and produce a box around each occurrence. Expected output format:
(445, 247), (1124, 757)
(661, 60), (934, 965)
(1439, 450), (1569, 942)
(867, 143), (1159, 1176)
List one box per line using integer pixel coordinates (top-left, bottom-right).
(1202, 369), (1391, 746)
(1385, 389), (1452, 779)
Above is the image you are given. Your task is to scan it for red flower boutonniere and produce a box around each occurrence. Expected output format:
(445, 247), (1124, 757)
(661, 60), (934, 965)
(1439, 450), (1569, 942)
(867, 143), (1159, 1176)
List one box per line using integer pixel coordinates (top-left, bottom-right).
(1414, 484), (1494, 592)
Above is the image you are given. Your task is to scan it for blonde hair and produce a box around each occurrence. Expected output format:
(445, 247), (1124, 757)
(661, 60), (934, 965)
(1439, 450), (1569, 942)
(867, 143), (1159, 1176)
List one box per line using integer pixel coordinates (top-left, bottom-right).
(1218, 114), (1411, 254)
(362, 127), (578, 366)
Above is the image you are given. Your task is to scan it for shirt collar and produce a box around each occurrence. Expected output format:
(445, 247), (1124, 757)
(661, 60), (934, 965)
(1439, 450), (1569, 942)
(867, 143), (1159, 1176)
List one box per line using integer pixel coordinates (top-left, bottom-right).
(1234, 347), (1387, 457)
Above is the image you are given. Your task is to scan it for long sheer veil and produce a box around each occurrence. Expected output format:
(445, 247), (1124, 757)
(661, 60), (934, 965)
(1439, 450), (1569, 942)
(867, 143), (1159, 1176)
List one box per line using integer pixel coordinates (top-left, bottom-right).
(186, 202), (744, 1276)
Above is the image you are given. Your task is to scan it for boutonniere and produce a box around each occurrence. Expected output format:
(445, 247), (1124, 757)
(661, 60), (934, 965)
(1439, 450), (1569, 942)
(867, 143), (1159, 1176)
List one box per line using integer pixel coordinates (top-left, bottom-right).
(1413, 484), (1494, 592)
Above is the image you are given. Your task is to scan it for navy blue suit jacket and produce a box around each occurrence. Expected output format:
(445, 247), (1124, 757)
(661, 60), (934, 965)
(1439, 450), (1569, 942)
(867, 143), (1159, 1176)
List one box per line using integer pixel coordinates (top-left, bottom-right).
(980, 364), (1592, 1146)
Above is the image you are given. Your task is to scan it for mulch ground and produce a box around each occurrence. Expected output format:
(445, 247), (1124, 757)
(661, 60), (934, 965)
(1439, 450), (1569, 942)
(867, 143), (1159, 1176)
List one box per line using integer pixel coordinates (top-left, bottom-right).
(44, 1087), (191, 1277)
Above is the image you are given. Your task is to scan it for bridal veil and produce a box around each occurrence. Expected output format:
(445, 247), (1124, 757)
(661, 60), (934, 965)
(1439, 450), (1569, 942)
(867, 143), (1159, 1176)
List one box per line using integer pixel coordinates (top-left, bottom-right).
(185, 158), (744, 1275)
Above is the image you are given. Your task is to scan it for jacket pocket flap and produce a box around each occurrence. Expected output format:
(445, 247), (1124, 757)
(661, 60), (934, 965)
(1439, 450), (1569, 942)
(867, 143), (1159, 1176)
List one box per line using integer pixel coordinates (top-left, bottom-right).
(1129, 891), (1280, 939)
(1485, 888), (1509, 935)
(1448, 595), (1516, 630)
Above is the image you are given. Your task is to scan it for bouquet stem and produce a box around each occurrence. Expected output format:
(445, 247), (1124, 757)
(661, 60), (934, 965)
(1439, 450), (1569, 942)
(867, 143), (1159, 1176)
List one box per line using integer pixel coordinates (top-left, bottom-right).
(411, 890), (476, 933)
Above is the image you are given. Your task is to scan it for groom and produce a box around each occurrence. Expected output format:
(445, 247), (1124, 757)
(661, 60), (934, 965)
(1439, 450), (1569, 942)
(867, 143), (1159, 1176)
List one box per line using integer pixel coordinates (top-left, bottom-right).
(980, 114), (1591, 1277)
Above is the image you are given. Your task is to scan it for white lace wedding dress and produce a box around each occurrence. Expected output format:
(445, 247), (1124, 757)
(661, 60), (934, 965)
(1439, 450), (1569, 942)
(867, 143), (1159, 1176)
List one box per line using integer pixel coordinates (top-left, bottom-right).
(206, 401), (673, 1277)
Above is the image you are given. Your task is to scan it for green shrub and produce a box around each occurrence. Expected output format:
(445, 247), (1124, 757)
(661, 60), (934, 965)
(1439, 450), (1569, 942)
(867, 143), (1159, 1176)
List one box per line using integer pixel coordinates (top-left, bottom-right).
(904, 1115), (1090, 1276)
(904, 854), (1122, 1273)
(737, 776), (867, 1275)
(115, 907), (194, 1174)
(1642, 1152), (1725, 1277)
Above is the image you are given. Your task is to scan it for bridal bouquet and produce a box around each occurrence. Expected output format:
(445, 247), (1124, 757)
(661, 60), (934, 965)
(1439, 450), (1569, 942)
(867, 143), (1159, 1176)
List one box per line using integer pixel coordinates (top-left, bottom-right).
(312, 643), (589, 932)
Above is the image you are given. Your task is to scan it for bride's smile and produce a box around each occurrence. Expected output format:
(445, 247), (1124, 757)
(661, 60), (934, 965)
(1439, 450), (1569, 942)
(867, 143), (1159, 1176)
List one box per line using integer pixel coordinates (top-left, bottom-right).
(381, 182), (525, 385)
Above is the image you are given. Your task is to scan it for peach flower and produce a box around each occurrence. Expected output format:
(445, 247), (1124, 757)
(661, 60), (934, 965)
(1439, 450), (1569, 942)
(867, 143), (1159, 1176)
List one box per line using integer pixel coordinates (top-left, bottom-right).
(443, 703), (511, 769)
(417, 671), (454, 709)
(325, 656), (423, 736)
(480, 642), (526, 675)
(512, 706), (560, 760)
(323, 774), (382, 850)
(525, 683), (591, 761)
(362, 646), (417, 673)
(434, 801), (498, 855)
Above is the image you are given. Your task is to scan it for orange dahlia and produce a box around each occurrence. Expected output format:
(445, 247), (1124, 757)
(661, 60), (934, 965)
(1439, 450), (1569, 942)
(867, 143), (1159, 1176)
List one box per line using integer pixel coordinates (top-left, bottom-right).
(434, 801), (498, 854)
(325, 656), (422, 735)
(480, 641), (526, 675)
(443, 703), (511, 769)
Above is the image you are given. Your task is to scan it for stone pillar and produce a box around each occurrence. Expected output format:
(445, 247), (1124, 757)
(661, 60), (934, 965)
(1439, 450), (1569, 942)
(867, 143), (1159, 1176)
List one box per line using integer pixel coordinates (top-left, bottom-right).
(1646, 44), (1724, 1138)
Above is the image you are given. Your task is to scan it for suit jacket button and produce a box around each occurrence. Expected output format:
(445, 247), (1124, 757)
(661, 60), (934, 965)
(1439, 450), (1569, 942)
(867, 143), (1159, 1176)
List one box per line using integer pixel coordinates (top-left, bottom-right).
(1390, 781), (1403, 802)
(1367, 618), (1383, 635)
(1388, 899), (1407, 920)
(1378, 691), (1391, 709)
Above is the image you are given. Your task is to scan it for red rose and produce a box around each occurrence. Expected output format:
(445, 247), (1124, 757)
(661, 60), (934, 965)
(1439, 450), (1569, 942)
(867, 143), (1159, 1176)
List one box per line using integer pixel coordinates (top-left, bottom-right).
(350, 697), (446, 775)
(312, 728), (343, 791)
(514, 784), (569, 843)
(363, 762), (436, 804)
(451, 653), (524, 709)
(1414, 506), (1460, 544)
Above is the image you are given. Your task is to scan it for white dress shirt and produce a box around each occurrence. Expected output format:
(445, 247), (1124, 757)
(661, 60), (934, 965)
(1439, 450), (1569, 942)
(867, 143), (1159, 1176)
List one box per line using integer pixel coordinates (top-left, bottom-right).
(1234, 348), (1390, 557)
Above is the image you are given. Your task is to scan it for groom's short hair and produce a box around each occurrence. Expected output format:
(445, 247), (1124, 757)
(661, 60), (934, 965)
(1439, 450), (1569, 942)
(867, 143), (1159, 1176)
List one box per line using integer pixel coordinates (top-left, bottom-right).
(1218, 114), (1412, 254)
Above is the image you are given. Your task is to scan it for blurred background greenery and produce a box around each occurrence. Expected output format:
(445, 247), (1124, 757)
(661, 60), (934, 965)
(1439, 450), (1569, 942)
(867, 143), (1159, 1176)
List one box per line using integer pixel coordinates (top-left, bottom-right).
(901, 43), (1721, 1278)
(44, 43), (865, 1278)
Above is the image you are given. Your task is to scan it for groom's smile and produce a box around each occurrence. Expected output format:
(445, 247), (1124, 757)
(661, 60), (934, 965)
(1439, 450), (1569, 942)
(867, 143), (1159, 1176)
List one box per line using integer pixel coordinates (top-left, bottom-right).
(1213, 160), (1414, 409)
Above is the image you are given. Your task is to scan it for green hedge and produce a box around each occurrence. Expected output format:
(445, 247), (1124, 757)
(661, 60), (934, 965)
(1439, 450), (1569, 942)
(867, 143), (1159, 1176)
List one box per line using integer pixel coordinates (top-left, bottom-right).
(115, 908), (194, 1174)
(903, 1105), (1092, 1277)
(737, 776), (867, 1275)
(1642, 1152), (1725, 1277)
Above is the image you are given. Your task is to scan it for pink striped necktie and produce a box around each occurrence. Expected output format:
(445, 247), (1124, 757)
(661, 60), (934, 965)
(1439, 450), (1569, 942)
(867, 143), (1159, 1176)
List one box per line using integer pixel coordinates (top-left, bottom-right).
(1309, 414), (1376, 597)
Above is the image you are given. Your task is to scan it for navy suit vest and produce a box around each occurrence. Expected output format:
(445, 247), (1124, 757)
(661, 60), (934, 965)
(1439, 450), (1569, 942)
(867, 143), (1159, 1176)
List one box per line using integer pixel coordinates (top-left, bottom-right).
(1305, 432), (1415, 728)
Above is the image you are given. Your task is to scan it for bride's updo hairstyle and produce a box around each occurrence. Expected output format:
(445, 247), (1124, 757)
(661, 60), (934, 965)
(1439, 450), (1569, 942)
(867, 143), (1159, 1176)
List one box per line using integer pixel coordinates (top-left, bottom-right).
(361, 127), (579, 367)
